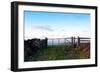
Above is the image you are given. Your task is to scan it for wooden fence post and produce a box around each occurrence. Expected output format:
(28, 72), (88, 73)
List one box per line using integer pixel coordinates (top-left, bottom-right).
(73, 37), (76, 48)
(45, 37), (48, 48)
(77, 36), (80, 47)
(74, 37), (75, 44)
(71, 37), (73, 46)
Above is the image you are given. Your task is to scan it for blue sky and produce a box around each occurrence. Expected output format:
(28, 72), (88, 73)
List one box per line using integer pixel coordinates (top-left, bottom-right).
(24, 11), (90, 40)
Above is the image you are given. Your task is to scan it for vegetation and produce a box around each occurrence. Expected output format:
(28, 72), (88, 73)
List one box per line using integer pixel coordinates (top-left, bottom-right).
(26, 43), (90, 61)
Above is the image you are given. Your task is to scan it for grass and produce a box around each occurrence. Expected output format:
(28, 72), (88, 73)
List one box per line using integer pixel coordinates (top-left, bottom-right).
(27, 44), (90, 61)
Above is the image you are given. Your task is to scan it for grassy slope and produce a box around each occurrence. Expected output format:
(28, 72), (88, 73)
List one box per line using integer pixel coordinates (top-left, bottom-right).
(27, 44), (90, 61)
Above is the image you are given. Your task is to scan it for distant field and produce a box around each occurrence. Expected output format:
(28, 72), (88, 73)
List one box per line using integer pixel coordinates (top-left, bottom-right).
(28, 43), (90, 61)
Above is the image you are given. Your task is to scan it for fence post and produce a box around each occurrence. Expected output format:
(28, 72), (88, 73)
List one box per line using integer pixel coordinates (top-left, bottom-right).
(71, 36), (73, 46)
(45, 37), (48, 48)
(73, 37), (76, 48)
(77, 36), (80, 47)
(74, 37), (75, 44)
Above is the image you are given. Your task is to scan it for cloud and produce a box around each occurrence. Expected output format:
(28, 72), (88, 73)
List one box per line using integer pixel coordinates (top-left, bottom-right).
(25, 25), (54, 40)
(32, 25), (54, 31)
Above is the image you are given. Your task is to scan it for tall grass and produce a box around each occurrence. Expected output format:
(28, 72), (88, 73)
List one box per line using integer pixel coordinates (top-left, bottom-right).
(27, 44), (90, 61)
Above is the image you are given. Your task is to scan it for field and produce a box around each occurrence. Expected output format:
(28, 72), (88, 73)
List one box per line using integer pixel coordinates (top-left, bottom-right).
(27, 43), (90, 61)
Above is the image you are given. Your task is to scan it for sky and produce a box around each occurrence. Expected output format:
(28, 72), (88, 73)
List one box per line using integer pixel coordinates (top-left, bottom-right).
(24, 11), (90, 40)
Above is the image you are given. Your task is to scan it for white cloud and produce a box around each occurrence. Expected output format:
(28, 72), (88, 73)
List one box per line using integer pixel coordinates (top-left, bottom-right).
(25, 25), (53, 40)
(32, 25), (54, 31)
(25, 25), (90, 40)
